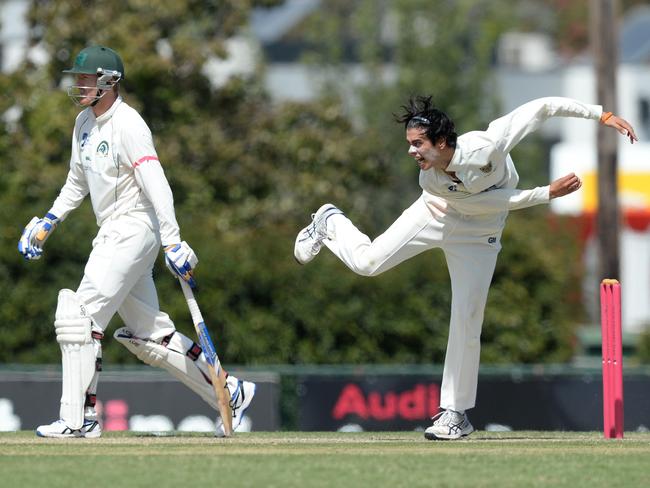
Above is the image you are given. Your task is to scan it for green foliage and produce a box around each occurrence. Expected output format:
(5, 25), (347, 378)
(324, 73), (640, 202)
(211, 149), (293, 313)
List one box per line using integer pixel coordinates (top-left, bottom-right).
(0, 0), (385, 365)
(483, 211), (585, 363)
(637, 328), (650, 364)
(303, 0), (519, 218)
(1, 0), (585, 367)
(297, 0), (584, 363)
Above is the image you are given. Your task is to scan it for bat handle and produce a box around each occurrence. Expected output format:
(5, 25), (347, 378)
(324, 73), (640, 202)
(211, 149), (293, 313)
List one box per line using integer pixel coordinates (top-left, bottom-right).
(179, 279), (203, 325)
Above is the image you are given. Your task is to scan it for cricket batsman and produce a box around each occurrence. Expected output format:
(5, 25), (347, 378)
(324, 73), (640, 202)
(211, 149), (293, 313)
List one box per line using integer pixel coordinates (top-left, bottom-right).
(294, 96), (637, 440)
(18, 45), (255, 438)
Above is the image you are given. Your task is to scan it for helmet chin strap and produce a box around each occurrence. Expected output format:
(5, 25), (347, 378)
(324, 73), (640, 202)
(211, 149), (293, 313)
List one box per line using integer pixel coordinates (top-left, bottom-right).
(90, 89), (105, 107)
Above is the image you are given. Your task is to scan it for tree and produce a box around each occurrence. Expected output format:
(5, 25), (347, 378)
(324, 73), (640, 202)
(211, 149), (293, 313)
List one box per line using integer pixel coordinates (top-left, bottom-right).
(1, 0), (585, 366)
(303, 0), (518, 218)
(1, 0), (384, 363)
(295, 0), (586, 363)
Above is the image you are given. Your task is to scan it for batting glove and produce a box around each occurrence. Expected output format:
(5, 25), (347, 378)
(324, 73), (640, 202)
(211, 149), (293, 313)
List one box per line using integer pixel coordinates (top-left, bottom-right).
(164, 241), (198, 288)
(18, 213), (59, 260)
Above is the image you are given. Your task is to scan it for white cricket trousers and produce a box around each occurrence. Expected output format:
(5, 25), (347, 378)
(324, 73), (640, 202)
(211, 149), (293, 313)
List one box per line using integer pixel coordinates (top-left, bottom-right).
(323, 194), (507, 412)
(76, 215), (176, 340)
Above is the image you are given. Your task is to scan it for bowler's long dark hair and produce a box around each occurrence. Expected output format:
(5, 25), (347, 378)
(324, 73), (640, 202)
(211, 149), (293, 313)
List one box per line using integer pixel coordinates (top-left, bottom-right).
(395, 96), (457, 148)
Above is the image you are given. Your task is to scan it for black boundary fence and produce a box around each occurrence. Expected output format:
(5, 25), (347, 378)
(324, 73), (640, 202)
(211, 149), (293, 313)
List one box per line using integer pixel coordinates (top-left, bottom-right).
(1, 364), (649, 433)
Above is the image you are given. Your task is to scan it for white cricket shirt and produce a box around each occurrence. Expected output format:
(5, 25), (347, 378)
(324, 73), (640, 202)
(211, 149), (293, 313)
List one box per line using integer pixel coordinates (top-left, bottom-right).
(419, 97), (602, 215)
(49, 96), (181, 245)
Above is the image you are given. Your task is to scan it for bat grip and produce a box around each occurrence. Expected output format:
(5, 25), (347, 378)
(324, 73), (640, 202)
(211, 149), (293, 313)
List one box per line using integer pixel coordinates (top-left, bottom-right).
(179, 279), (203, 325)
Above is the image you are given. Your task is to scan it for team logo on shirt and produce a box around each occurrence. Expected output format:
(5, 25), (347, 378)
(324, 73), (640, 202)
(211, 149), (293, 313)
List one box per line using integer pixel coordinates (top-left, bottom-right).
(488, 237), (497, 244)
(479, 162), (493, 174)
(448, 185), (458, 192)
(96, 140), (109, 156)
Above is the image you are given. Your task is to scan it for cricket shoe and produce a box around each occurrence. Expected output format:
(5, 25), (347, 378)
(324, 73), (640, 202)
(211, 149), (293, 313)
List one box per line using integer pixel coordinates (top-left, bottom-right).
(36, 418), (102, 439)
(215, 376), (256, 437)
(424, 409), (474, 440)
(294, 203), (343, 264)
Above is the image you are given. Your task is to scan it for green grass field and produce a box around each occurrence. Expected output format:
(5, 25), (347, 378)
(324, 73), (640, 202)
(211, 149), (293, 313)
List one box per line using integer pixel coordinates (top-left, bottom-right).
(1, 431), (649, 487)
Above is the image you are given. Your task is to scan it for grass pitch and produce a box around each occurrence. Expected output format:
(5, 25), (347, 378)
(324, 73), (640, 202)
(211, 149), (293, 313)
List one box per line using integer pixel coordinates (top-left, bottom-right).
(1, 431), (649, 488)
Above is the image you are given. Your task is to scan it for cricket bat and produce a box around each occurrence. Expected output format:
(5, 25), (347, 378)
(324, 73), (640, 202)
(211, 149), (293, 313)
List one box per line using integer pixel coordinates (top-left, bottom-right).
(179, 279), (233, 436)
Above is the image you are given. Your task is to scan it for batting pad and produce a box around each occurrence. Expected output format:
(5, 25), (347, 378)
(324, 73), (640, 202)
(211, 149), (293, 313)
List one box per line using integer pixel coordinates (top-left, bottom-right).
(54, 289), (98, 430)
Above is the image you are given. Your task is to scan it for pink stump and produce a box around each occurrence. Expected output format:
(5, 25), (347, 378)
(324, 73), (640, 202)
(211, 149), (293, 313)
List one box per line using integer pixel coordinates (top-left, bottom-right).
(600, 279), (624, 439)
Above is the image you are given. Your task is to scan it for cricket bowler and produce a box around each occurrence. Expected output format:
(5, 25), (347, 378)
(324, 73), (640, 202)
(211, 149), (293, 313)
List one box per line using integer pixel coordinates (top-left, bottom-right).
(294, 96), (637, 440)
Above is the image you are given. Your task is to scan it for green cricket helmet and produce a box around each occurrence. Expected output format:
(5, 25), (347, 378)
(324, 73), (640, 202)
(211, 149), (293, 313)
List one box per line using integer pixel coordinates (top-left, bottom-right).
(63, 45), (125, 79)
(64, 46), (124, 105)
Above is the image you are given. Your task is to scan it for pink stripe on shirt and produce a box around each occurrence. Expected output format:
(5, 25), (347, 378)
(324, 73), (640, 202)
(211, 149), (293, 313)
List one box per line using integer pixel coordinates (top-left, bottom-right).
(133, 156), (159, 168)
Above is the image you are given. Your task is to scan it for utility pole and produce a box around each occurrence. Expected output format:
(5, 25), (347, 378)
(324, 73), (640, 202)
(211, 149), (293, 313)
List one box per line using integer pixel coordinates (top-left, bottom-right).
(590, 0), (620, 281)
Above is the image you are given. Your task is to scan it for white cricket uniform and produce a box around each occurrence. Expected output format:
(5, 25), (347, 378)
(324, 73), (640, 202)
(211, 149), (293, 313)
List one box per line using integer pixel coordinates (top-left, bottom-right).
(49, 96), (180, 339)
(324, 97), (602, 411)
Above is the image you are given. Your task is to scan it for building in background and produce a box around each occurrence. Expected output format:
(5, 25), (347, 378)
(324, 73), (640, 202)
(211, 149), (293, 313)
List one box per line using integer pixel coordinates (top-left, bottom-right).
(0, 0), (28, 73)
